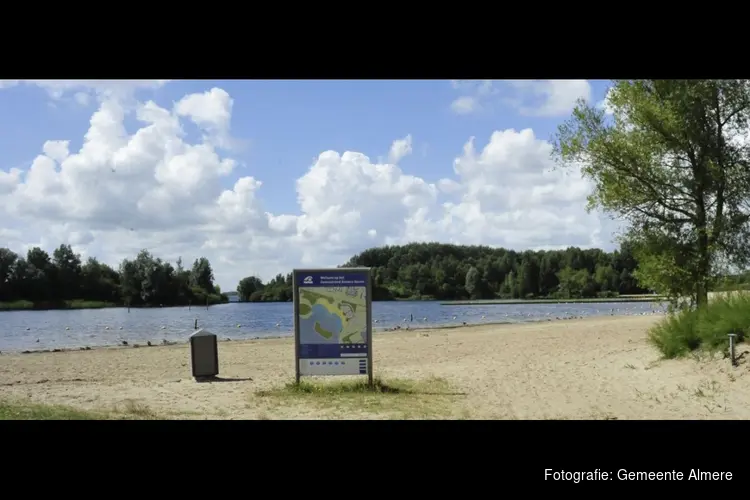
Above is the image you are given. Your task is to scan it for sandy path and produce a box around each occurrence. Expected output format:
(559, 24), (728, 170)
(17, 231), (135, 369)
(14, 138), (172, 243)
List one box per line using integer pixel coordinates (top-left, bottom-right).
(1, 315), (748, 419)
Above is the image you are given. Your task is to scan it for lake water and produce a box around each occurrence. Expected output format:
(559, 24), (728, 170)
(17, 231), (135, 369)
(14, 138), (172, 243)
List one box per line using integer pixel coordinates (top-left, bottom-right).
(0, 300), (667, 352)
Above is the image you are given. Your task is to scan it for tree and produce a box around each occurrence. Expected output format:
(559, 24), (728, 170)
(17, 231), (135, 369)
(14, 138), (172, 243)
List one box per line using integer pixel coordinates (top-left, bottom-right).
(0, 244), (227, 308)
(594, 264), (617, 292)
(554, 80), (750, 308)
(190, 257), (215, 293)
(119, 259), (139, 305)
(517, 254), (540, 297)
(557, 267), (594, 299)
(237, 276), (264, 301)
(1, 240), (653, 307)
(0, 248), (18, 301)
(465, 266), (480, 299)
(27, 247), (54, 301)
(53, 244), (82, 299)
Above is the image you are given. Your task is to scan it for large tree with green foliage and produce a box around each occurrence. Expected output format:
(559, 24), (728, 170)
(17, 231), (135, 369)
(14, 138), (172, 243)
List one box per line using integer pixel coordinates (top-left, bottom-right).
(0, 243), (227, 309)
(237, 275), (264, 301)
(554, 80), (750, 308)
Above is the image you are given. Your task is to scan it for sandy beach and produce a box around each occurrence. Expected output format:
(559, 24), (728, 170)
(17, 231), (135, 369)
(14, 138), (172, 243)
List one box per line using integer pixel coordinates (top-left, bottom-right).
(1, 315), (748, 419)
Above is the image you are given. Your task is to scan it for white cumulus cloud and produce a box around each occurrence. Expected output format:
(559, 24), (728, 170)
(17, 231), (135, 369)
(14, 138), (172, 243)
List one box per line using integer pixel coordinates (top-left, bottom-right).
(0, 79), (168, 106)
(0, 83), (620, 291)
(450, 80), (591, 117)
(387, 134), (413, 164)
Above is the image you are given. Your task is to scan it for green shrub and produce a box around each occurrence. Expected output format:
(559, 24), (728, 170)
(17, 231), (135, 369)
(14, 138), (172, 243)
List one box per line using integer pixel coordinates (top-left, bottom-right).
(648, 293), (750, 359)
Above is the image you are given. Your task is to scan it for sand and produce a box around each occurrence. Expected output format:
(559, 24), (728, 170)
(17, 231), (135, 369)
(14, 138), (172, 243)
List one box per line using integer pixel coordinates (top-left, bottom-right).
(1, 315), (748, 420)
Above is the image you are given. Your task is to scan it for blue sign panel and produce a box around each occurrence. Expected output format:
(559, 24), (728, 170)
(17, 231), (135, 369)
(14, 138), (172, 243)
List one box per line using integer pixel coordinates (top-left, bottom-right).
(296, 272), (368, 287)
(294, 268), (372, 379)
(298, 343), (368, 359)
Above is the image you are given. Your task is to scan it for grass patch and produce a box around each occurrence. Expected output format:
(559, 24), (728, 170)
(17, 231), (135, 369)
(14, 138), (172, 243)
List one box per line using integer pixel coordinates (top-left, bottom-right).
(65, 299), (118, 309)
(0, 300), (117, 311)
(255, 376), (464, 419)
(0, 399), (162, 420)
(114, 399), (159, 419)
(648, 293), (750, 359)
(0, 400), (106, 420)
(0, 300), (35, 311)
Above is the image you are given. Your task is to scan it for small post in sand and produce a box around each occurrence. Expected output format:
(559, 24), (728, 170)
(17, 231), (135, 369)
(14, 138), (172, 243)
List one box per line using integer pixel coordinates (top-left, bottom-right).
(728, 333), (738, 367)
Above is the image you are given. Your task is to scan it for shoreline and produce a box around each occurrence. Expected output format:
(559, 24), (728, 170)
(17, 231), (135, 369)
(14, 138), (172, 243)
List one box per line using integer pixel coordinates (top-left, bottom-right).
(3, 314), (749, 420)
(0, 294), (668, 312)
(0, 300), (229, 313)
(2, 291), (747, 313)
(442, 297), (668, 305)
(0, 313), (664, 355)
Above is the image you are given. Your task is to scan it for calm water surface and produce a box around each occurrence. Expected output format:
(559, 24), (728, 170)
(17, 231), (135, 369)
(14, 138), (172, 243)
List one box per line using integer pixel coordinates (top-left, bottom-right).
(0, 301), (667, 352)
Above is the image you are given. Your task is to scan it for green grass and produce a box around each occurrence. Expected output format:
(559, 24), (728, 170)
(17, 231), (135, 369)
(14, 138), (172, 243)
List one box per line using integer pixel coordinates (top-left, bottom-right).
(441, 295), (667, 306)
(0, 300), (36, 310)
(254, 376), (464, 419)
(0, 298), (232, 312)
(65, 300), (118, 309)
(712, 282), (750, 293)
(648, 293), (750, 359)
(0, 300), (117, 311)
(0, 400), (104, 420)
(0, 398), (161, 420)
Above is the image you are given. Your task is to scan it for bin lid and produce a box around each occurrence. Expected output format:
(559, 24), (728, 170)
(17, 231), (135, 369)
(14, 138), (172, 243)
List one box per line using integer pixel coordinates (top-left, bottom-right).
(190, 328), (216, 338)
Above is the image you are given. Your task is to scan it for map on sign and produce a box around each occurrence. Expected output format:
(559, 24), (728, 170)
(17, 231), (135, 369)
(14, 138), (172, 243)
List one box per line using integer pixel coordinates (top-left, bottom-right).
(294, 269), (372, 381)
(297, 286), (368, 345)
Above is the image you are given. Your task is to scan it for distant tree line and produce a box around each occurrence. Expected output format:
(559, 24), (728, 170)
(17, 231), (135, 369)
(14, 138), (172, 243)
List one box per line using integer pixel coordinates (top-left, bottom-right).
(714, 271), (750, 292)
(236, 242), (653, 302)
(236, 274), (294, 303)
(0, 244), (227, 308)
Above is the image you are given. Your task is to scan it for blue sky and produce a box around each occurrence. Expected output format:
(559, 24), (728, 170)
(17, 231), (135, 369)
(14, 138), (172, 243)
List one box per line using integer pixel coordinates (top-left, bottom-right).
(0, 79), (616, 290)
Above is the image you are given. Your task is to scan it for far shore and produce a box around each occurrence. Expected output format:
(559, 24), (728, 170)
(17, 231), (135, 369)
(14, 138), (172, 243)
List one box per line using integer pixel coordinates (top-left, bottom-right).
(0, 299), (228, 312)
(1, 289), (741, 313)
(442, 297), (668, 306)
(1, 294), (668, 312)
(2, 314), (748, 420)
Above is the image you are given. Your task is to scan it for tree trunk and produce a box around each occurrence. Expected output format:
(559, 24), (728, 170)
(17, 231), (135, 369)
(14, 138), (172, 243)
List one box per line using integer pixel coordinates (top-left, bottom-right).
(694, 160), (710, 309)
(695, 277), (708, 309)
(695, 223), (710, 309)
